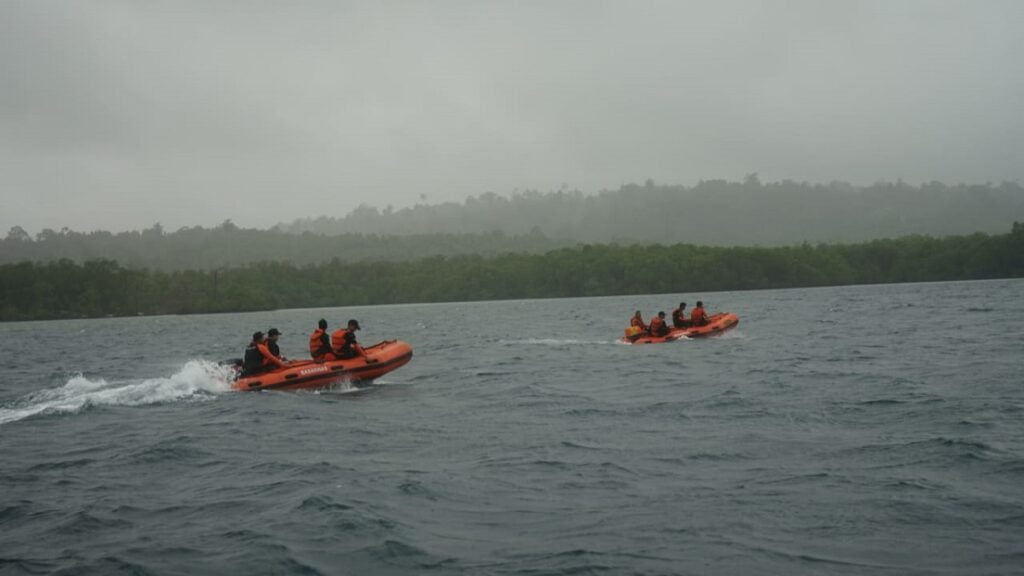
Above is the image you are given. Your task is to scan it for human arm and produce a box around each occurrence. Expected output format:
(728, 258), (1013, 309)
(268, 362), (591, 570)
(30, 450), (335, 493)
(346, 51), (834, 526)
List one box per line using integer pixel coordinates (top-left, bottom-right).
(257, 342), (286, 368)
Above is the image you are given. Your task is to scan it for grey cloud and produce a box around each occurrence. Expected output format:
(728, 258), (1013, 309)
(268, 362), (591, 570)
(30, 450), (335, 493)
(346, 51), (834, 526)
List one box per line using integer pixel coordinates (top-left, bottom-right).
(2, 0), (1022, 234)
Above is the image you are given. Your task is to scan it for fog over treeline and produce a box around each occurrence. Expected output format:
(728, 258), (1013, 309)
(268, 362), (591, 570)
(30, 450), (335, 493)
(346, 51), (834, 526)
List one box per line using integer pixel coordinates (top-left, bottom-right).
(3, 178), (1023, 271)
(279, 178), (1024, 244)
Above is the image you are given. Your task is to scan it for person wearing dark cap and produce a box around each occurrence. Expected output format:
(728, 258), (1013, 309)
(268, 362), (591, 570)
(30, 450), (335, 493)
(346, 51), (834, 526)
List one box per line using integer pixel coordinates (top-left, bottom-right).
(331, 319), (367, 360)
(671, 302), (689, 329)
(308, 319), (333, 361)
(266, 328), (286, 361)
(241, 331), (286, 376)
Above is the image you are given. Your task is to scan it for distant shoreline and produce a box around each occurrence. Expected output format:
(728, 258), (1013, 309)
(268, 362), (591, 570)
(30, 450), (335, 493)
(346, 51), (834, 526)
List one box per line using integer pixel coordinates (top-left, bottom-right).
(2, 224), (1021, 322)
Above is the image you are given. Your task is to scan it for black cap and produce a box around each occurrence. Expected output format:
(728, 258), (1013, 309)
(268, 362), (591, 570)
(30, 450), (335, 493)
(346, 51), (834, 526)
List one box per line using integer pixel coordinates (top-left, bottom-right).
(347, 319), (361, 329)
(252, 331), (264, 341)
(268, 328), (281, 336)
(318, 318), (327, 329)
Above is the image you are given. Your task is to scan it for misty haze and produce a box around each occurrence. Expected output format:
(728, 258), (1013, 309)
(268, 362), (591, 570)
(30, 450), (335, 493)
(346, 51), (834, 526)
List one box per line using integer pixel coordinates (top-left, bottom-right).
(2, 2), (1023, 576)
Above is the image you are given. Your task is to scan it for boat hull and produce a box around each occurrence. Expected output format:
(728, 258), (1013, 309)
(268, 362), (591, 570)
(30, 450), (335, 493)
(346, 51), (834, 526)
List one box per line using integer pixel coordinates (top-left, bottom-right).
(622, 313), (739, 344)
(231, 340), (413, 391)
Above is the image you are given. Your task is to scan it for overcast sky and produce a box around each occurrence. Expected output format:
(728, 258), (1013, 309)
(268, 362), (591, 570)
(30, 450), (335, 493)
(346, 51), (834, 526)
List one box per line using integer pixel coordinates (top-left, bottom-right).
(2, 1), (1022, 234)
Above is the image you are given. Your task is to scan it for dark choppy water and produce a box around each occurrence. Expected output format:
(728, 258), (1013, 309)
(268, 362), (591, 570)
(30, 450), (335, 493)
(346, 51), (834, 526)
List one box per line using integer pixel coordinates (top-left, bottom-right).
(2, 279), (1023, 575)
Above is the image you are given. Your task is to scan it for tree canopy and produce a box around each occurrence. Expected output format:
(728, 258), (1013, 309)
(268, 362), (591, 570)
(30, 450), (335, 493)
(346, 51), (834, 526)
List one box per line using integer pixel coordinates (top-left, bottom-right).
(4, 179), (1023, 271)
(2, 224), (1021, 321)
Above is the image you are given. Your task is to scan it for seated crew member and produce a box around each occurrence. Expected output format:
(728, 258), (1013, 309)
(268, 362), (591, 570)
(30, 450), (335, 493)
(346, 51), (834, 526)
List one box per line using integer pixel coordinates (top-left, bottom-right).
(690, 301), (710, 326)
(308, 319), (334, 361)
(671, 302), (689, 329)
(266, 328), (286, 361)
(241, 331), (286, 376)
(649, 311), (670, 337)
(630, 311), (648, 333)
(331, 319), (368, 360)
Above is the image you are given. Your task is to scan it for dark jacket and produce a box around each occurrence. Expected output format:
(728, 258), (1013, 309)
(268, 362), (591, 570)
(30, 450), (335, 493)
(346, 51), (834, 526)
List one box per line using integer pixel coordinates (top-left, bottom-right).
(241, 343), (264, 376)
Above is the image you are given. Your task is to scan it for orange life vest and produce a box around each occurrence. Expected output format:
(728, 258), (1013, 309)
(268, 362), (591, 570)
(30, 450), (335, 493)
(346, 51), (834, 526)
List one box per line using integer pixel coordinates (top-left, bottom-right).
(649, 316), (668, 335)
(309, 328), (330, 358)
(257, 341), (285, 368)
(691, 307), (708, 325)
(331, 328), (356, 353)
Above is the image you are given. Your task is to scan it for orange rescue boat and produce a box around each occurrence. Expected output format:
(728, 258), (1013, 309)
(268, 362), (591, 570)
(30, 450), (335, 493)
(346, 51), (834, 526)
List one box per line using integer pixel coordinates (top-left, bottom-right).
(231, 340), (413, 391)
(621, 313), (739, 344)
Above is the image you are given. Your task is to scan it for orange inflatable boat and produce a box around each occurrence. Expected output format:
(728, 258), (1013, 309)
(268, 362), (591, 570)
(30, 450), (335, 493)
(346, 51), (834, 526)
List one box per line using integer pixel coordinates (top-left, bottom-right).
(621, 313), (739, 344)
(231, 340), (413, 391)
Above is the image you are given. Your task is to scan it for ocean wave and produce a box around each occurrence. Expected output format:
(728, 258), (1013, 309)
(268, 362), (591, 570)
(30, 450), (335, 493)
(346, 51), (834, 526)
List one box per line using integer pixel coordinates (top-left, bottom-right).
(119, 437), (214, 465)
(53, 511), (134, 536)
(0, 360), (234, 426)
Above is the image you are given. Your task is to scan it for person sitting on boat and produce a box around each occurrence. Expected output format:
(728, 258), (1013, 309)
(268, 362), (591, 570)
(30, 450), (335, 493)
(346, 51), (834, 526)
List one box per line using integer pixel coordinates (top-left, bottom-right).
(671, 302), (689, 329)
(241, 331), (286, 376)
(266, 327), (287, 361)
(690, 301), (710, 326)
(332, 319), (368, 360)
(308, 318), (334, 361)
(630, 310), (648, 333)
(649, 311), (670, 337)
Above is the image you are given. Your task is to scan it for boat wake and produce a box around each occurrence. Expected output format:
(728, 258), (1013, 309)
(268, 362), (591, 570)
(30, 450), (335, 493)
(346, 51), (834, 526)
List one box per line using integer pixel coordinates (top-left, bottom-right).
(501, 338), (617, 346)
(0, 360), (234, 426)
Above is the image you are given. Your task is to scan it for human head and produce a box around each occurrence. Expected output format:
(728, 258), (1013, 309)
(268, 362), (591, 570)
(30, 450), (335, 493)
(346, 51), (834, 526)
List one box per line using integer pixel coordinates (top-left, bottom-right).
(347, 319), (361, 330)
(267, 328), (281, 339)
(251, 331), (264, 343)
(679, 302), (686, 309)
(696, 301), (704, 307)
(658, 311), (666, 318)
(318, 318), (327, 330)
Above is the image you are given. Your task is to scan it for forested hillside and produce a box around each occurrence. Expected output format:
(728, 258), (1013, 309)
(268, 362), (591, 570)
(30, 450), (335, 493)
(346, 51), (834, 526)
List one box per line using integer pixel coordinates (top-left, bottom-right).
(3, 224), (1021, 321)
(278, 178), (1024, 244)
(4, 179), (1022, 271)
(0, 225), (569, 271)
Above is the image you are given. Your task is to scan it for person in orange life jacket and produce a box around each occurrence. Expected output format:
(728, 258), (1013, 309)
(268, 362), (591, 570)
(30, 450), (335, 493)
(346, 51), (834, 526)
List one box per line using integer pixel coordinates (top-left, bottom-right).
(332, 319), (376, 361)
(649, 311), (670, 337)
(241, 331), (286, 376)
(266, 328), (287, 361)
(690, 301), (709, 326)
(671, 302), (689, 329)
(630, 310), (648, 333)
(308, 318), (334, 361)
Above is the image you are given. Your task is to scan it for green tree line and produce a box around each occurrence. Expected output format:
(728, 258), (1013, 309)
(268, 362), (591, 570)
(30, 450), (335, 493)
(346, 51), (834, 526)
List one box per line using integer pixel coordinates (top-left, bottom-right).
(0, 223), (569, 271)
(1, 224), (1022, 321)
(4, 179), (1024, 271)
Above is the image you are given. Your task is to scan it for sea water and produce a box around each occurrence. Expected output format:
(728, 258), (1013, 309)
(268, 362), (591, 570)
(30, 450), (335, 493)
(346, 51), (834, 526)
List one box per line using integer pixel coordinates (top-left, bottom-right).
(1, 279), (1022, 575)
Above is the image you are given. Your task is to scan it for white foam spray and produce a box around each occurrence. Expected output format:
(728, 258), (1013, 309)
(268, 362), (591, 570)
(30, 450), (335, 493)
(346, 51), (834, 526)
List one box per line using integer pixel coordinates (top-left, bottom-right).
(0, 360), (235, 426)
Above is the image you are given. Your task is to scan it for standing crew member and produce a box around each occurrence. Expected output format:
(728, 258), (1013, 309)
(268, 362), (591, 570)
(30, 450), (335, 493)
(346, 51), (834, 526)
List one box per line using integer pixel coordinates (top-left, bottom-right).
(332, 319), (367, 360)
(691, 301), (709, 326)
(309, 319), (334, 361)
(671, 302), (689, 329)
